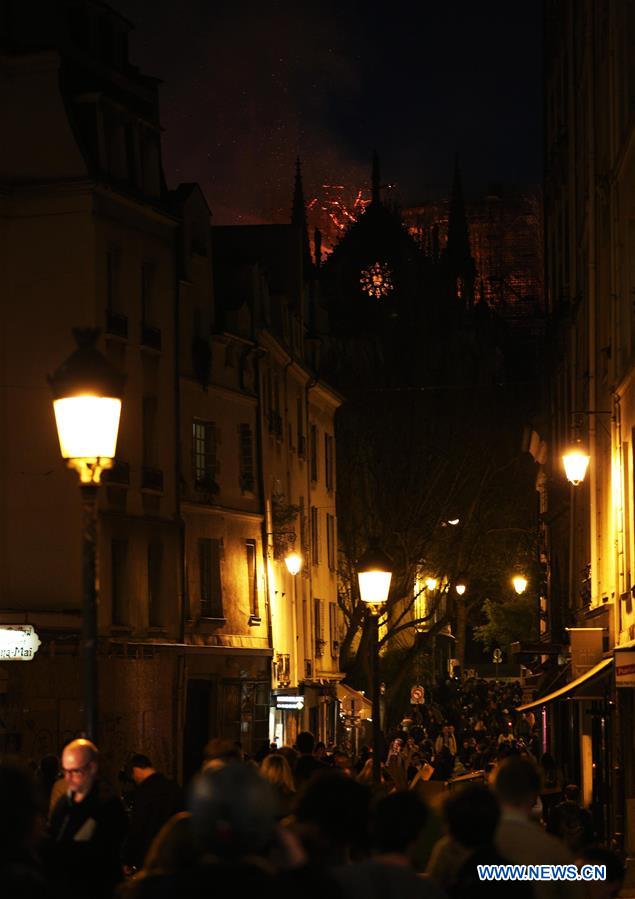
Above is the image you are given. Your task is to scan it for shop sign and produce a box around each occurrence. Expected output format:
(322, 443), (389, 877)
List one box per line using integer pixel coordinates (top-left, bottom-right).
(275, 694), (304, 710)
(615, 649), (635, 687)
(0, 625), (41, 660)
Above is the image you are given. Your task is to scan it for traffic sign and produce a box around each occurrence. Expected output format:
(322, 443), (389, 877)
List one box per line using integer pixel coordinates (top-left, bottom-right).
(410, 685), (425, 704)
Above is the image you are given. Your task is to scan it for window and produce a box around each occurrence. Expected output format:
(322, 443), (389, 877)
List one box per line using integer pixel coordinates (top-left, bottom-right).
(111, 539), (128, 626)
(314, 598), (325, 656)
(297, 398), (306, 456)
(106, 248), (120, 312)
(141, 262), (155, 324)
(311, 506), (319, 565)
(199, 537), (223, 618)
(325, 433), (334, 492)
(310, 424), (318, 482)
(142, 397), (157, 467)
(147, 541), (163, 627)
(245, 540), (258, 618)
(106, 247), (127, 337)
(329, 602), (339, 658)
(299, 497), (307, 557)
(193, 420), (217, 487)
(326, 513), (336, 571)
(239, 424), (255, 492)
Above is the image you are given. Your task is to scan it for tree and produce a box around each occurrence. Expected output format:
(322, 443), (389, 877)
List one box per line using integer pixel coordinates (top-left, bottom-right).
(473, 595), (539, 650)
(335, 376), (539, 724)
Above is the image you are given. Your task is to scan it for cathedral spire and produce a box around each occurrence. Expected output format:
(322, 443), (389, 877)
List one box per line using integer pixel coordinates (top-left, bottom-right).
(291, 157), (313, 275)
(371, 150), (381, 205)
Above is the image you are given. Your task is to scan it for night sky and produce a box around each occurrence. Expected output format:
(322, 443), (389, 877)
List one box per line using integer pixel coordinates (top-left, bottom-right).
(113, 0), (543, 225)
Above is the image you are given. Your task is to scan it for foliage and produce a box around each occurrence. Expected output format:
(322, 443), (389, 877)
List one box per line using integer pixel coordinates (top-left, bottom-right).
(473, 595), (539, 650)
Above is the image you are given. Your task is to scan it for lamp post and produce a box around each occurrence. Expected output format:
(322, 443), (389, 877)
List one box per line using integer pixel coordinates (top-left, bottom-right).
(512, 575), (528, 595)
(357, 541), (392, 784)
(49, 329), (125, 741)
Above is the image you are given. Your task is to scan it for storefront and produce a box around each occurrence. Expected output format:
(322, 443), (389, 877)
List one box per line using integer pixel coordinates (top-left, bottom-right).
(517, 657), (613, 839)
(336, 682), (372, 759)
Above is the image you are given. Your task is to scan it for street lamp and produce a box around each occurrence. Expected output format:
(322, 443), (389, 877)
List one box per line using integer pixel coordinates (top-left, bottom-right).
(357, 541), (392, 783)
(49, 328), (125, 740)
(455, 581), (466, 596)
(284, 551), (303, 576)
(425, 576), (438, 591)
(512, 574), (528, 595)
(563, 447), (590, 486)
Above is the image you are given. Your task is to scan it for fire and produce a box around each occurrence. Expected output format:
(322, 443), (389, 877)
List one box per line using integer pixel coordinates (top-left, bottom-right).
(307, 183), (370, 255)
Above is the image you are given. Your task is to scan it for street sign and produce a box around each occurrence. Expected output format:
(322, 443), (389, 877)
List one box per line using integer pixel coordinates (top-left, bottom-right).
(0, 625), (41, 660)
(410, 685), (425, 704)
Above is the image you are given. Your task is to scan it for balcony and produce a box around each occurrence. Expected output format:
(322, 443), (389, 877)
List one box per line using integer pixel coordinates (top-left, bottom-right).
(106, 310), (128, 339)
(141, 323), (162, 351)
(103, 460), (130, 486)
(141, 467), (163, 492)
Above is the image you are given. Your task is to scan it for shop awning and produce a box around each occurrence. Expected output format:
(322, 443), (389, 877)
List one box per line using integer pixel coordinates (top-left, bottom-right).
(336, 683), (372, 720)
(516, 657), (612, 712)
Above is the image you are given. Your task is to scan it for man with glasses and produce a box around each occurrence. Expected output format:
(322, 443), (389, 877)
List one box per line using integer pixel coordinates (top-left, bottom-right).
(48, 738), (127, 898)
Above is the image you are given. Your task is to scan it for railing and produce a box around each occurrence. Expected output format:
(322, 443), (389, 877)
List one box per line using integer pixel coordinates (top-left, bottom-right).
(141, 467), (163, 491)
(141, 323), (162, 350)
(106, 310), (128, 339)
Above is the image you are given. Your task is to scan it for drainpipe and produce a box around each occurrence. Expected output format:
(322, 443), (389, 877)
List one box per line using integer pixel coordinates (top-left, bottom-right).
(253, 344), (274, 675)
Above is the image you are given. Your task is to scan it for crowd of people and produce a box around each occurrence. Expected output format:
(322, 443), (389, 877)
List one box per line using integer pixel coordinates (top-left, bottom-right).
(0, 677), (627, 898)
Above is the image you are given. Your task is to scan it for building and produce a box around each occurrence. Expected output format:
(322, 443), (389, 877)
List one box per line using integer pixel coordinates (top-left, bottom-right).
(212, 207), (346, 748)
(0, 0), (181, 779)
(175, 185), (270, 780)
(0, 0), (347, 779)
(528, 0), (635, 857)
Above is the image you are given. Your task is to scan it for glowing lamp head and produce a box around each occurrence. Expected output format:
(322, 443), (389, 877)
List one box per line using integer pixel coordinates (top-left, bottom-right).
(455, 582), (466, 596)
(49, 328), (125, 483)
(512, 575), (528, 595)
(563, 448), (590, 486)
(425, 577), (438, 591)
(284, 552), (303, 576)
(357, 542), (393, 609)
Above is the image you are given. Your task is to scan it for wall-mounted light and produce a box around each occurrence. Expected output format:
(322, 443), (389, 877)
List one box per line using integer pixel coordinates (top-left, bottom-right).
(563, 448), (590, 486)
(284, 552), (303, 576)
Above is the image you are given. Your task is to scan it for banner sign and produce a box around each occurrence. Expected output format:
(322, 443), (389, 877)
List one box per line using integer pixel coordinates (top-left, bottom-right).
(0, 625), (41, 660)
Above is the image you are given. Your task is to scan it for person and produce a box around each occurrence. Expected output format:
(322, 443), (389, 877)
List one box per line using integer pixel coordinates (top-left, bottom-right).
(48, 738), (128, 899)
(121, 753), (184, 873)
(293, 769), (371, 867)
(428, 784), (532, 897)
(333, 791), (445, 899)
(0, 759), (50, 898)
(35, 754), (61, 814)
(494, 755), (585, 899)
(385, 735), (408, 790)
(260, 752), (296, 817)
(434, 724), (457, 758)
(547, 784), (594, 852)
(119, 762), (279, 898)
(294, 731), (327, 786)
(201, 737), (242, 770)
(430, 745), (454, 781)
